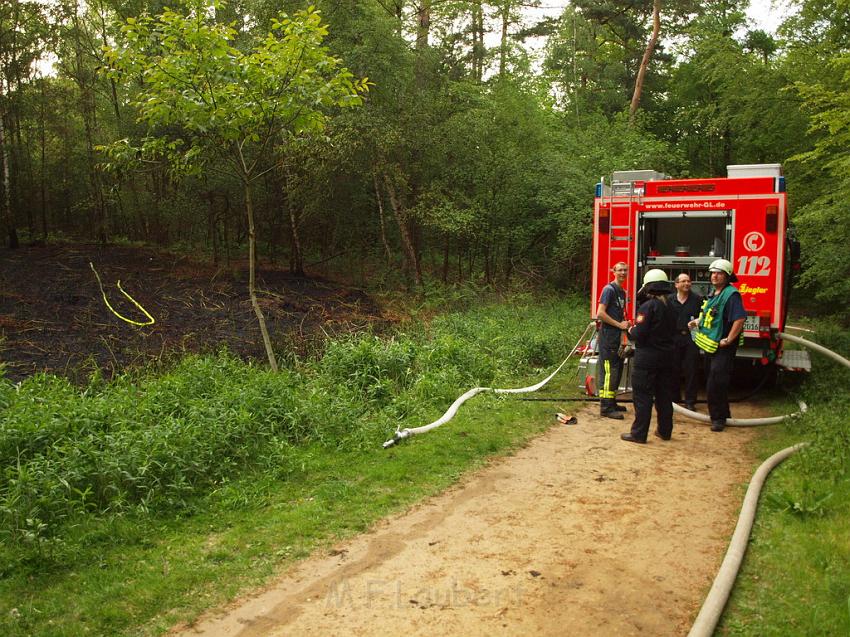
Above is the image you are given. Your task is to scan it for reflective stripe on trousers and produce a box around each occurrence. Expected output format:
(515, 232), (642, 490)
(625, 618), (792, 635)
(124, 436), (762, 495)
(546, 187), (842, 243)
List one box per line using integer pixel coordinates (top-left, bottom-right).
(599, 359), (616, 399)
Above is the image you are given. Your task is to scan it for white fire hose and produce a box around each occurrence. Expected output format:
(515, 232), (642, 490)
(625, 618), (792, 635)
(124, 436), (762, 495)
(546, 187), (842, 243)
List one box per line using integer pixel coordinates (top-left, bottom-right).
(673, 331), (849, 426)
(380, 317), (850, 631)
(687, 331), (850, 636)
(687, 443), (807, 637)
(382, 321), (596, 448)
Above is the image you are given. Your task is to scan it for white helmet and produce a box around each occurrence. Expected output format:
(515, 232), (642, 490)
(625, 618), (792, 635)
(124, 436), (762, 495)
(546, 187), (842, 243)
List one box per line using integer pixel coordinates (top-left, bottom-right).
(642, 268), (668, 286)
(709, 258), (738, 282)
(639, 268), (672, 296)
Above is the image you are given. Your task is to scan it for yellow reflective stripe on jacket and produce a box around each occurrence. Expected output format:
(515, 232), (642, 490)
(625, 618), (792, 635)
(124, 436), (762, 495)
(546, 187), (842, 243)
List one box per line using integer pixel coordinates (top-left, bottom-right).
(694, 332), (719, 353)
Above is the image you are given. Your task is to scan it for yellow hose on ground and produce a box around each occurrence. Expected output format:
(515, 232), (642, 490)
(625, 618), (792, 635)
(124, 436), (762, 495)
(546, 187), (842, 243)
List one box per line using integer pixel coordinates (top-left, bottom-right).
(90, 262), (156, 327)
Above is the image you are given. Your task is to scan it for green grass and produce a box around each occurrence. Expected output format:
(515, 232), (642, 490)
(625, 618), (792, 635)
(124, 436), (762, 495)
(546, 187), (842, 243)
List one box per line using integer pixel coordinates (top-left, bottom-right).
(9, 292), (845, 636)
(720, 324), (850, 635)
(0, 294), (591, 636)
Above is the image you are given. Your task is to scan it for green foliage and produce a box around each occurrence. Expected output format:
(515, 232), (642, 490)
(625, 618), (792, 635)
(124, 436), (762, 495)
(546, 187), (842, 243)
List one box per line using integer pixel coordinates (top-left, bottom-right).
(0, 296), (587, 563)
(100, 1), (367, 180)
(787, 36), (850, 303)
(788, 326), (850, 482)
(3, 0), (850, 310)
(722, 320), (850, 634)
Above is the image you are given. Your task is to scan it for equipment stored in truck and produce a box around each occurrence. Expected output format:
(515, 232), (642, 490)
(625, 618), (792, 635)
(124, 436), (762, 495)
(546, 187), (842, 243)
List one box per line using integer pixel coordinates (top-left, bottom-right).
(580, 164), (805, 396)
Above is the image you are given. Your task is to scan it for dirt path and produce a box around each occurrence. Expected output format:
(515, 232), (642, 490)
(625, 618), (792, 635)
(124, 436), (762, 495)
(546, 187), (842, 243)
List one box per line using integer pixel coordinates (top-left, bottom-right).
(175, 404), (765, 637)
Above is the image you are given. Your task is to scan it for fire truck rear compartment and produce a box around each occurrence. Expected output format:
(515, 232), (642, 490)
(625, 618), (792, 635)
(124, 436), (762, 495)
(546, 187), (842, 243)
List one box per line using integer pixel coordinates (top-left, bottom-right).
(639, 212), (731, 297)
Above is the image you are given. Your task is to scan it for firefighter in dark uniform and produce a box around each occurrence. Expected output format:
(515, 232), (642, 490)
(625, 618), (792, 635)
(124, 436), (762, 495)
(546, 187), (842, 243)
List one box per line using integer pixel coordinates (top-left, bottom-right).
(620, 269), (676, 444)
(669, 273), (703, 411)
(688, 259), (747, 432)
(596, 262), (630, 419)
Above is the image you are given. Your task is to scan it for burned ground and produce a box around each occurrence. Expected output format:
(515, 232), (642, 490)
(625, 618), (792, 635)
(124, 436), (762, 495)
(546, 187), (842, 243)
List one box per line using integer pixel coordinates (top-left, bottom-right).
(0, 244), (386, 383)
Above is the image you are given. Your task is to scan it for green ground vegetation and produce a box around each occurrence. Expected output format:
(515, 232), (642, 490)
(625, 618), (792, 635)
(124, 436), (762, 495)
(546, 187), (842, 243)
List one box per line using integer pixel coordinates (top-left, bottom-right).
(721, 320), (850, 635)
(0, 294), (591, 636)
(3, 296), (848, 636)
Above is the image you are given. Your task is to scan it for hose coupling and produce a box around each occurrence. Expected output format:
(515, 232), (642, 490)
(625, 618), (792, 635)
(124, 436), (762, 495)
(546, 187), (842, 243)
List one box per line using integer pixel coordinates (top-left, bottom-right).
(382, 429), (411, 449)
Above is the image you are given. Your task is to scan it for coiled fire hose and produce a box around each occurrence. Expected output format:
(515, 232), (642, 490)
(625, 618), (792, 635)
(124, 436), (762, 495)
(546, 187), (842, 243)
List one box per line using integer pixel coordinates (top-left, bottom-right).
(687, 332), (850, 637)
(382, 321), (596, 449)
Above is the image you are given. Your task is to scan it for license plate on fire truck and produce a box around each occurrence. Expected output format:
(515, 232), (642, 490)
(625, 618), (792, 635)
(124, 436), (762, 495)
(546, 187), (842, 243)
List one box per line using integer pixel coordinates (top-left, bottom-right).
(743, 315), (760, 332)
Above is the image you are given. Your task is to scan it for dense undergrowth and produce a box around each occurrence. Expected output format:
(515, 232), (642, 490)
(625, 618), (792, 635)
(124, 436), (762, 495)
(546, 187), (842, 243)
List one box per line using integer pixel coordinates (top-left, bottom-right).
(3, 295), (848, 636)
(0, 294), (587, 577)
(721, 319), (850, 635)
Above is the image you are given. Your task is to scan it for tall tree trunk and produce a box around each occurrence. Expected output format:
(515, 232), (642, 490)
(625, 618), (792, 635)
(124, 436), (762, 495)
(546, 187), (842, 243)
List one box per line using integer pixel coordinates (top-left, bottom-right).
(383, 173), (423, 289)
(39, 78), (48, 241)
(283, 166), (304, 276)
(288, 204), (304, 276)
(415, 0), (431, 87)
(373, 172), (392, 265)
(472, 0), (484, 82)
(629, 0), (661, 122)
(416, 0), (430, 52)
(71, 7), (108, 243)
(206, 190), (218, 265)
(12, 109), (33, 237)
(0, 113), (19, 249)
(245, 181), (279, 372)
(499, 1), (511, 78)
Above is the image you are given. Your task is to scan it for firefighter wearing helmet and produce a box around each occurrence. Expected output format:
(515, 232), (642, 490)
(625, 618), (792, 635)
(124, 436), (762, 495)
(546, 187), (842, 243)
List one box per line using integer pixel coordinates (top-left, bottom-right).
(620, 269), (676, 444)
(688, 258), (747, 432)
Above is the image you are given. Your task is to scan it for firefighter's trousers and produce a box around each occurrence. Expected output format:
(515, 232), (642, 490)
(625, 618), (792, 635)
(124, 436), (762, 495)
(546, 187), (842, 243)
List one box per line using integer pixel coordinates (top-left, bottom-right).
(598, 328), (623, 413)
(705, 346), (736, 422)
(629, 364), (674, 441)
(672, 334), (700, 405)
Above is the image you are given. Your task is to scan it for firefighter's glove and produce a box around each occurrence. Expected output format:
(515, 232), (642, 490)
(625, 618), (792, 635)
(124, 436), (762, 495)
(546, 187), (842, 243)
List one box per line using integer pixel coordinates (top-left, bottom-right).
(618, 343), (634, 360)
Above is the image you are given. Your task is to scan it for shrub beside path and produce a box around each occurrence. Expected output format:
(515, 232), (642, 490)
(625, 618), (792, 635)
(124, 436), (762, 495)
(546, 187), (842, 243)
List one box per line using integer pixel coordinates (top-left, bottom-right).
(172, 402), (767, 636)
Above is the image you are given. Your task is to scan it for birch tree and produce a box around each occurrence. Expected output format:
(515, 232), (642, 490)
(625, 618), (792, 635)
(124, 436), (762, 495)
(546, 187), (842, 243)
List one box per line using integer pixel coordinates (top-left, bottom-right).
(103, 0), (367, 370)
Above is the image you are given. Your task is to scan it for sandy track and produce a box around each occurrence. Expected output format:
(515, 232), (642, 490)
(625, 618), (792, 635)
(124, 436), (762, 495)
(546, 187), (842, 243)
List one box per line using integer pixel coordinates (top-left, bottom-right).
(175, 404), (764, 637)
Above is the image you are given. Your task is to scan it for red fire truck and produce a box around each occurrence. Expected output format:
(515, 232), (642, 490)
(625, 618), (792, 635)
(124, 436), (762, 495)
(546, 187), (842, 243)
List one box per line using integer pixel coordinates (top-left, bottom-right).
(585, 164), (804, 388)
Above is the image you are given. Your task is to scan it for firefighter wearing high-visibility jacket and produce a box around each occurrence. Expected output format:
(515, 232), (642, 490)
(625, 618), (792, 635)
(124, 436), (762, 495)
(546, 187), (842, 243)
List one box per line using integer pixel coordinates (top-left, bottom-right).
(689, 259), (747, 432)
(620, 269), (676, 444)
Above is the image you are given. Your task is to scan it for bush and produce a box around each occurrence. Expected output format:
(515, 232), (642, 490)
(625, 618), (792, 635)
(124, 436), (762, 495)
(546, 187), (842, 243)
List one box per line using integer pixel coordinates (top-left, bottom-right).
(785, 324), (850, 484)
(0, 295), (589, 553)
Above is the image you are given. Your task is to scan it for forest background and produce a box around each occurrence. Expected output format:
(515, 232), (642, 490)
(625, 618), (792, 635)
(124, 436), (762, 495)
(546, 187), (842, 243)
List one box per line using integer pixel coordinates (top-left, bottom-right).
(1, 0), (849, 310)
(2, 1), (850, 634)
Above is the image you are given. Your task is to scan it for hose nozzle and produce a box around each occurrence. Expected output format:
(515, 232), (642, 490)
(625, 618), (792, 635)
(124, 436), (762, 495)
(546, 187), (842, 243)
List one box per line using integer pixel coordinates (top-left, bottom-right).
(382, 429), (410, 449)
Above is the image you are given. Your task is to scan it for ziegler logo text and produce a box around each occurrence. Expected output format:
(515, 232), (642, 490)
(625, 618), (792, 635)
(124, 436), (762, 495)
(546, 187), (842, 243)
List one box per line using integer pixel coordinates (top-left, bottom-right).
(739, 283), (768, 295)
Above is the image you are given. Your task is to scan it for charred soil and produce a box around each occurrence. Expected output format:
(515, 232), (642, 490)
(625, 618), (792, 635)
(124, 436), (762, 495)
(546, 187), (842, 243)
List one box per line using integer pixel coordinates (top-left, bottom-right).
(0, 244), (386, 383)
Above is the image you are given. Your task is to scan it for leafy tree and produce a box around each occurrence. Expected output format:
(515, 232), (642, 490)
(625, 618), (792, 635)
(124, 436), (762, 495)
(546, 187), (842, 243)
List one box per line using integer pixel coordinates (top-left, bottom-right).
(660, 4), (807, 177)
(782, 0), (850, 304)
(0, 0), (52, 248)
(743, 28), (777, 63)
(103, 0), (367, 369)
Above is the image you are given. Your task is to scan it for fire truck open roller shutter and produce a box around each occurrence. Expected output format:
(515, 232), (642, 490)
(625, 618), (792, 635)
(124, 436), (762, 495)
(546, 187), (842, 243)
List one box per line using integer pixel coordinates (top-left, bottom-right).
(639, 211), (731, 219)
